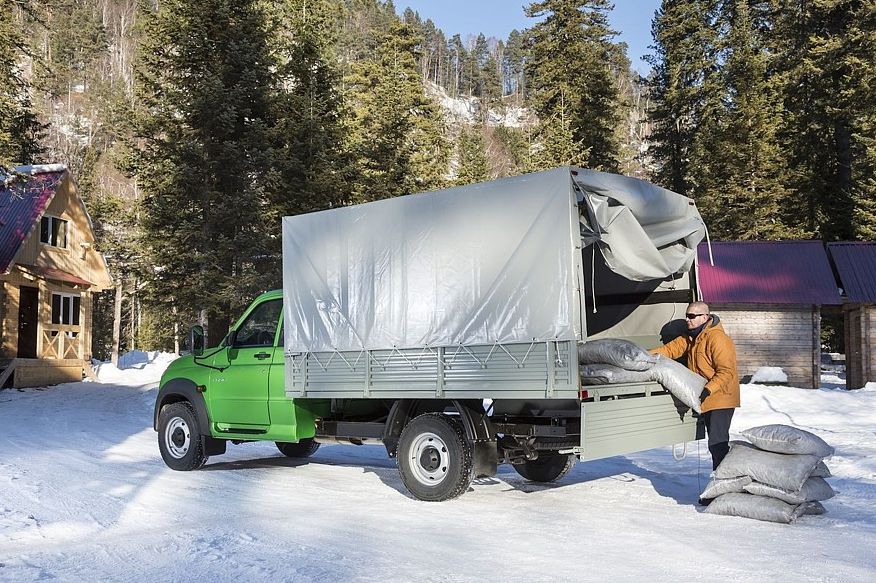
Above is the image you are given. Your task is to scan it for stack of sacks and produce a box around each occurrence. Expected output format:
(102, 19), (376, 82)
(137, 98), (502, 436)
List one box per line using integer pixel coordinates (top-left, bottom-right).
(702, 424), (836, 523)
(578, 339), (707, 413)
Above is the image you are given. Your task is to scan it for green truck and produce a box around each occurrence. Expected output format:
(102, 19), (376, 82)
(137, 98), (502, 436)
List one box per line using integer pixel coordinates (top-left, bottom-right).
(154, 167), (706, 501)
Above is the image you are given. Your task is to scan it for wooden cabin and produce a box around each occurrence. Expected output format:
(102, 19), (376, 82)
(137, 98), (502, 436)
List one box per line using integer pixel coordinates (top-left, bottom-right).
(0, 165), (113, 388)
(827, 242), (876, 390)
(696, 241), (842, 389)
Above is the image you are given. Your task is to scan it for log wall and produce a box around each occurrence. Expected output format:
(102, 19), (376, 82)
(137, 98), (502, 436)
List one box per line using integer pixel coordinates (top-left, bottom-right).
(711, 304), (821, 389)
(845, 305), (875, 390)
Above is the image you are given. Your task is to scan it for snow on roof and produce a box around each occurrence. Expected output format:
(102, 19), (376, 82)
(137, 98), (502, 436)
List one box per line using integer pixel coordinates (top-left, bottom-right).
(696, 240), (842, 305)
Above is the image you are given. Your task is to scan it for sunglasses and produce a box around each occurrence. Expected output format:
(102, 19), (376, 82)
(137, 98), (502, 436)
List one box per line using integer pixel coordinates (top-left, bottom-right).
(685, 313), (709, 320)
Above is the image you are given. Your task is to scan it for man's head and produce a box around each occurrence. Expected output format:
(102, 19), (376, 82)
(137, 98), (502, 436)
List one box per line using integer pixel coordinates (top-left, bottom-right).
(685, 301), (711, 330)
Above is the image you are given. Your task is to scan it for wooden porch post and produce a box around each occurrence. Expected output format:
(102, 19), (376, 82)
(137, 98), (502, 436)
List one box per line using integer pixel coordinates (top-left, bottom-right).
(111, 283), (123, 366)
(812, 305), (821, 390)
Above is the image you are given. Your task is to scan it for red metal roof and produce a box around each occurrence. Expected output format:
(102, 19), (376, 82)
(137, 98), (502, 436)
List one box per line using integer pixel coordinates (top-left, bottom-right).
(17, 264), (93, 287)
(0, 170), (66, 273)
(827, 242), (876, 303)
(697, 241), (842, 305)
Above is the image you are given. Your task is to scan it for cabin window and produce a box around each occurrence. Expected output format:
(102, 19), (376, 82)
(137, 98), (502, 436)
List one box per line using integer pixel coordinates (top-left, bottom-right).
(40, 216), (68, 248)
(51, 293), (81, 326)
(233, 299), (281, 347)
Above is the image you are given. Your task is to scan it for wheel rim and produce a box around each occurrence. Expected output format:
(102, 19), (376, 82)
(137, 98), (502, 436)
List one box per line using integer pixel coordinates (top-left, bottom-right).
(164, 416), (191, 459)
(408, 431), (449, 487)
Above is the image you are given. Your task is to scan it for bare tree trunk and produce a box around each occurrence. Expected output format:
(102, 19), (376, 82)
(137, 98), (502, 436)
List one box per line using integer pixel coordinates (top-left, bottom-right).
(129, 278), (136, 351)
(172, 303), (180, 354)
(111, 282), (123, 366)
(199, 308), (208, 346)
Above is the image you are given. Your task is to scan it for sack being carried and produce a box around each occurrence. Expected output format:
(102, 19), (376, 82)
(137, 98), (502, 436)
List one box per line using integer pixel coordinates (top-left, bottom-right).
(649, 355), (706, 413)
(578, 339), (706, 413)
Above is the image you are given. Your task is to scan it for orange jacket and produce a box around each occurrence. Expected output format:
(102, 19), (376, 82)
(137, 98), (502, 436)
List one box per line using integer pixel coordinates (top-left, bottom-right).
(651, 316), (740, 413)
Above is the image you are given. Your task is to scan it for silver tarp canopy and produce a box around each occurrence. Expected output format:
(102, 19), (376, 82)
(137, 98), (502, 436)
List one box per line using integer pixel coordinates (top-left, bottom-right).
(282, 167), (705, 352)
(574, 168), (705, 281)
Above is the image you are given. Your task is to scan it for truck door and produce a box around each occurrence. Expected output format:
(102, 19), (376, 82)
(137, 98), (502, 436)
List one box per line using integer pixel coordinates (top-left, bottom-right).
(209, 299), (282, 428)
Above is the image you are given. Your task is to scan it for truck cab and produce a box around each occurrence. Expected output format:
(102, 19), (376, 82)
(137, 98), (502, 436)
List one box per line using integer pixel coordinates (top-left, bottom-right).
(155, 291), (327, 469)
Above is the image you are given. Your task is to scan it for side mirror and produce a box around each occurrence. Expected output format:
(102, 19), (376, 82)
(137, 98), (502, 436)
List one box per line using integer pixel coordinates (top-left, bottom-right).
(225, 329), (238, 348)
(189, 325), (205, 357)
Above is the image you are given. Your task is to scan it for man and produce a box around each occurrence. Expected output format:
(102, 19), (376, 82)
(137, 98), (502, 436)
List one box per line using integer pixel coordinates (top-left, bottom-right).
(652, 301), (740, 478)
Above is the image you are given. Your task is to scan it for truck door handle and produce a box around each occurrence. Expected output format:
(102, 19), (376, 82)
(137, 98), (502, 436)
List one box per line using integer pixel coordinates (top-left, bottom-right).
(254, 352), (271, 360)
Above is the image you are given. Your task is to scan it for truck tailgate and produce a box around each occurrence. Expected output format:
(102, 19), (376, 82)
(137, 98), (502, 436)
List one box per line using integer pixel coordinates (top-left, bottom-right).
(578, 382), (698, 461)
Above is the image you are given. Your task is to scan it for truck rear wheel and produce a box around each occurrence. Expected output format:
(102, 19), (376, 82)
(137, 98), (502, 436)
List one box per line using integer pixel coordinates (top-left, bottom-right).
(158, 402), (208, 471)
(276, 439), (320, 458)
(513, 453), (575, 483)
(397, 413), (474, 501)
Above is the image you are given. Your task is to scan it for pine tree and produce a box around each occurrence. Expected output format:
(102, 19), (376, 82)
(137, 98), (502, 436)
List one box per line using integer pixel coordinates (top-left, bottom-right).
(773, 0), (876, 241)
(454, 125), (489, 185)
(847, 2), (876, 239)
(346, 14), (447, 200)
(41, 0), (107, 98)
(646, 0), (720, 196)
(133, 0), (279, 343)
(525, 0), (622, 171)
(528, 89), (590, 171)
(269, 0), (354, 216)
(480, 52), (504, 118)
(469, 33), (490, 98)
(446, 34), (467, 98)
(493, 125), (530, 176)
(696, 0), (794, 240)
(0, 2), (43, 166)
(503, 29), (528, 103)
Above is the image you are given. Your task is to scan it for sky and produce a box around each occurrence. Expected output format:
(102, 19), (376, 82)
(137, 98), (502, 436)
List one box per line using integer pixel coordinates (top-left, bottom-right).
(399, 0), (662, 75)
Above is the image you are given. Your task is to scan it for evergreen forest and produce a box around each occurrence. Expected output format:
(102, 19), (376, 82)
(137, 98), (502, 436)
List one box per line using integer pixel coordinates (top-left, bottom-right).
(1, 0), (874, 355)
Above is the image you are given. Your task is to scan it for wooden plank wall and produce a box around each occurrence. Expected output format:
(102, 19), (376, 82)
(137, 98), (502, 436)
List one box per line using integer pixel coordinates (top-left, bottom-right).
(12, 359), (83, 387)
(845, 305), (875, 390)
(0, 271), (93, 361)
(711, 303), (820, 389)
(0, 282), (20, 358)
(14, 174), (113, 289)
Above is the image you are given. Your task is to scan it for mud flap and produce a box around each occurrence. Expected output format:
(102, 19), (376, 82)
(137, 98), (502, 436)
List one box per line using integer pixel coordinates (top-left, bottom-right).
(473, 440), (498, 478)
(203, 436), (227, 456)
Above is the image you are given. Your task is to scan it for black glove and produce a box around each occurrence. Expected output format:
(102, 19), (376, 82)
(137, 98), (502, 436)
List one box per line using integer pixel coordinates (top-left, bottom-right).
(699, 388), (711, 403)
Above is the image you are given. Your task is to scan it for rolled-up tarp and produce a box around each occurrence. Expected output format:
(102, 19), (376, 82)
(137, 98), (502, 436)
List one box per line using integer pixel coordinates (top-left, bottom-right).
(573, 168), (706, 281)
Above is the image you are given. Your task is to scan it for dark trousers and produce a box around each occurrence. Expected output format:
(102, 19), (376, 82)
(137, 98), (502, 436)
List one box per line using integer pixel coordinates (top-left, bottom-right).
(701, 408), (735, 470)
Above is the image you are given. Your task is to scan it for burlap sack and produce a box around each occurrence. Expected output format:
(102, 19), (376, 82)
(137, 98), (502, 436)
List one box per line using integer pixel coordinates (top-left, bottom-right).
(705, 493), (806, 524)
(713, 442), (820, 492)
(741, 425), (834, 458)
(743, 477), (835, 505)
(577, 339), (657, 371)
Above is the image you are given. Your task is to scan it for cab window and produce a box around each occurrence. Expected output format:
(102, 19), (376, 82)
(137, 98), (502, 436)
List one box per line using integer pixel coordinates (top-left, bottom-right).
(233, 300), (282, 347)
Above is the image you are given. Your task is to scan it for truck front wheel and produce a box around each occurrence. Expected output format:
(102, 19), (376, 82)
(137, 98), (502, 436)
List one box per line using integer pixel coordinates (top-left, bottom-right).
(276, 439), (320, 458)
(513, 453), (576, 483)
(397, 413), (474, 501)
(157, 402), (208, 471)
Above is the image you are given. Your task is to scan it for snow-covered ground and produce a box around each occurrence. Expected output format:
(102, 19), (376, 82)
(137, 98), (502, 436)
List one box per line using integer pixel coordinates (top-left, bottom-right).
(1, 354), (875, 582)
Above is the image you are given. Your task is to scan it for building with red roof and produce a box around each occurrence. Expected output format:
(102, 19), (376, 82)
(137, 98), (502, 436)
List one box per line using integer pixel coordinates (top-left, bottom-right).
(827, 242), (876, 389)
(696, 241), (842, 389)
(1, 165), (113, 388)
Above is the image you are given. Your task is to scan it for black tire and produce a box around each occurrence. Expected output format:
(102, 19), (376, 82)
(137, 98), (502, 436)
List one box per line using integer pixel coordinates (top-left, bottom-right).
(397, 413), (474, 502)
(276, 438), (320, 458)
(157, 402), (208, 471)
(513, 453), (576, 483)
